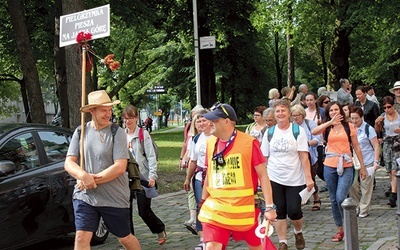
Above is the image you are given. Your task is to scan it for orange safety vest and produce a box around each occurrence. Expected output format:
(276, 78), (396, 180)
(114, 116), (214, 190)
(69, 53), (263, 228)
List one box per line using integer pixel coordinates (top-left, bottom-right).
(198, 131), (256, 231)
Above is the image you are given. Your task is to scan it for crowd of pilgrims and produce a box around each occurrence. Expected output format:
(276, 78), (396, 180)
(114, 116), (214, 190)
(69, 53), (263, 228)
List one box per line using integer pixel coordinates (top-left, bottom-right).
(178, 80), (400, 249)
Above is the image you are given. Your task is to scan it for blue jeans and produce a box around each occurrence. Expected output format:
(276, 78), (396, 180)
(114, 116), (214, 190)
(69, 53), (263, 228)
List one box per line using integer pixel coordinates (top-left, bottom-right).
(324, 166), (354, 227)
(194, 179), (203, 231)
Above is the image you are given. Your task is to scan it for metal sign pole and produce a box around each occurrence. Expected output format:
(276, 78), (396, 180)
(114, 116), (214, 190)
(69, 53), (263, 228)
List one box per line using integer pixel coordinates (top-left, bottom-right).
(193, 0), (201, 106)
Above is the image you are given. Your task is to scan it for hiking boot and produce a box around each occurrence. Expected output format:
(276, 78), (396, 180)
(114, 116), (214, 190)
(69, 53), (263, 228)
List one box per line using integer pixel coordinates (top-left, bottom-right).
(388, 192), (397, 207)
(294, 232), (305, 249)
(278, 242), (288, 250)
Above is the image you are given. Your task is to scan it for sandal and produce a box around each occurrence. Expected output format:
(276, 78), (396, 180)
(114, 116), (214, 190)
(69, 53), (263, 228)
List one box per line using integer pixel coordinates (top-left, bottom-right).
(312, 200), (321, 211)
(158, 231), (167, 245)
(332, 232), (344, 242)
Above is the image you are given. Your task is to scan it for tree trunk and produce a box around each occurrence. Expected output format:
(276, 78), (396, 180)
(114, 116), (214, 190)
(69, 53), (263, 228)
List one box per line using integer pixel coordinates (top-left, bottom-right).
(54, 0), (69, 128)
(330, 27), (350, 90)
(62, 0), (94, 129)
(7, 0), (46, 124)
(286, 1), (295, 87)
(287, 33), (295, 87)
(274, 32), (283, 90)
(320, 38), (328, 87)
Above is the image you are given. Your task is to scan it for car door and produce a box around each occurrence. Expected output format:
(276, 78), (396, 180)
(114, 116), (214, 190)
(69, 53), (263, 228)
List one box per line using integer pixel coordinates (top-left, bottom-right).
(37, 130), (75, 235)
(0, 132), (50, 249)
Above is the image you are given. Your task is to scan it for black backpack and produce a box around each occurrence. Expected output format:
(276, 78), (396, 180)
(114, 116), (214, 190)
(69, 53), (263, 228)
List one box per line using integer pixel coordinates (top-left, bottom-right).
(77, 123), (142, 192)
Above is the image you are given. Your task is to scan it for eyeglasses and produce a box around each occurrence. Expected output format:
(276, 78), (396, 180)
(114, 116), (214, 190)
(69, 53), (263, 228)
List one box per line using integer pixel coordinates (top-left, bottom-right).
(123, 117), (137, 120)
(291, 114), (302, 118)
(211, 102), (229, 118)
(383, 105), (393, 110)
(323, 101), (330, 104)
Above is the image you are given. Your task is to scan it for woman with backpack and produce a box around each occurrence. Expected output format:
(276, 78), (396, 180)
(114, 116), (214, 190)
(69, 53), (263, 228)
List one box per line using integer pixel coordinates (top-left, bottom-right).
(349, 106), (381, 217)
(260, 100), (314, 250)
(374, 96), (400, 207)
(245, 106), (267, 143)
(122, 105), (167, 245)
(312, 101), (367, 242)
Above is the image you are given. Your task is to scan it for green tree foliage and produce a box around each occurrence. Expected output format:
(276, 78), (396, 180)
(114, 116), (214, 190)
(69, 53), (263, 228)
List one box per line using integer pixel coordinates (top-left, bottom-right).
(1, 0), (400, 127)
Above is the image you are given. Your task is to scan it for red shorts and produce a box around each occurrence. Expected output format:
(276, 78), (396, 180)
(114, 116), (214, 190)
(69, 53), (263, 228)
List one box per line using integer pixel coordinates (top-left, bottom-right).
(202, 222), (261, 248)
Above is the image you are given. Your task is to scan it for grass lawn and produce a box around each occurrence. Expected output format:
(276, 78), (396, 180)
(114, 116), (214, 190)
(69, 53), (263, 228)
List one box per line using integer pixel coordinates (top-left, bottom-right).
(151, 124), (247, 194)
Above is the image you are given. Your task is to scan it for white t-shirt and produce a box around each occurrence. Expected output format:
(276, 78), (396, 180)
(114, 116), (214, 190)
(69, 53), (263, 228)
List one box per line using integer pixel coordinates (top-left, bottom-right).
(260, 123), (308, 186)
(189, 133), (213, 181)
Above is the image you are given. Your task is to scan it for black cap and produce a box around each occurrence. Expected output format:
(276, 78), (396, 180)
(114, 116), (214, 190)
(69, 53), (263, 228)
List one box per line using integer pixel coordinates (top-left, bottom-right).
(203, 103), (237, 122)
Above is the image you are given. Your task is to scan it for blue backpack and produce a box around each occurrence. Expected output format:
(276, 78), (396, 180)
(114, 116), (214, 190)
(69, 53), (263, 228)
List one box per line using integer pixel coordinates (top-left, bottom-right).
(267, 123), (300, 142)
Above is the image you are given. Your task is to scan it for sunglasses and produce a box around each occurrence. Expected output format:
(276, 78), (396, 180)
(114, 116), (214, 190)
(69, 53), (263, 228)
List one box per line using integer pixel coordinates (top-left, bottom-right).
(323, 101), (330, 104)
(383, 105), (393, 110)
(211, 102), (229, 117)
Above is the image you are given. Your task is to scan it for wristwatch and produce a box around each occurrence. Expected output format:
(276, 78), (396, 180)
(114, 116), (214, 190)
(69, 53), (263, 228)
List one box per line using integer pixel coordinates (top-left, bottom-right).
(265, 204), (276, 212)
(374, 160), (380, 164)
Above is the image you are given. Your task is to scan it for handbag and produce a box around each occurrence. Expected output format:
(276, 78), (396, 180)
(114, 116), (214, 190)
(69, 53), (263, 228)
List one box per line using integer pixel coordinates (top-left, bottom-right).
(316, 145), (325, 181)
(140, 180), (159, 198)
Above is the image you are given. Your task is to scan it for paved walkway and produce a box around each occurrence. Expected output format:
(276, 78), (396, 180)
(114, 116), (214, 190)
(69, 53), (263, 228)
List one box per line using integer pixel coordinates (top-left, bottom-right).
(93, 168), (399, 250)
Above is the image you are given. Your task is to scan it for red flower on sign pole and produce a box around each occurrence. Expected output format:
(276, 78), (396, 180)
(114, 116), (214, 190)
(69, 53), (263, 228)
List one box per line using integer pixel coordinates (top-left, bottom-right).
(75, 31), (120, 72)
(76, 32), (92, 45)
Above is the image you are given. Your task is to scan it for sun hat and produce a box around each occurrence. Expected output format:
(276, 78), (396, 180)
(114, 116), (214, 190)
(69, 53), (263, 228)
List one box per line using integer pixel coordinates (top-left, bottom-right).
(203, 102), (237, 122)
(80, 90), (120, 112)
(389, 81), (400, 94)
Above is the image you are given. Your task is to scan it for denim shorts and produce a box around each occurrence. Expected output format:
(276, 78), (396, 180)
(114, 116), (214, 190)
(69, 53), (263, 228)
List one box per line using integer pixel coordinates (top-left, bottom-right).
(73, 199), (131, 238)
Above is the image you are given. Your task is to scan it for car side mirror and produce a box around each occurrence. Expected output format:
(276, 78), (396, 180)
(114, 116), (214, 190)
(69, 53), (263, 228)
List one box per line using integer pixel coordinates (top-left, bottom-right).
(0, 160), (16, 177)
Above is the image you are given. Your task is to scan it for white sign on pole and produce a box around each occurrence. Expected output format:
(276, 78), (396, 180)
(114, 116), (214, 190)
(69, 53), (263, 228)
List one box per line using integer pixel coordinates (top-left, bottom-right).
(200, 36), (216, 49)
(59, 4), (110, 47)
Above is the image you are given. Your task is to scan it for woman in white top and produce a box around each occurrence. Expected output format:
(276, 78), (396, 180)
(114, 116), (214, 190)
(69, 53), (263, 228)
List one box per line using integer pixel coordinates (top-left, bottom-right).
(305, 92), (325, 125)
(349, 106), (380, 217)
(183, 112), (214, 248)
(122, 105), (166, 245)
(261, 99), (314, 249)
(375, 96), (400, 207)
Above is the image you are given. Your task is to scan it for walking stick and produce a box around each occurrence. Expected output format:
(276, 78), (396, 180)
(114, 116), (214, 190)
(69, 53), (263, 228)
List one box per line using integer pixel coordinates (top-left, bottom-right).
(79, 46), (87, 170)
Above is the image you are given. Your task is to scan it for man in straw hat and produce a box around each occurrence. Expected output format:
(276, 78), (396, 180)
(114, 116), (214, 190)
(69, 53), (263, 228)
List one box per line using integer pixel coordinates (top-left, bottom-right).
(389, 81), (400, 112)
(65, 90), (141, 249)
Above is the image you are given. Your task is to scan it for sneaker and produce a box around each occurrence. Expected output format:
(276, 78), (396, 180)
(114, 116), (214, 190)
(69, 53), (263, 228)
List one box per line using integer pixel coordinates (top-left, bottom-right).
(294, 232), (305, 249)
(184, 221), (198, 235)
(194, 242), (205, 250)
(278, 242), (288, 250)
(358, 213), (369, 218)
(157, 231), (167, 245)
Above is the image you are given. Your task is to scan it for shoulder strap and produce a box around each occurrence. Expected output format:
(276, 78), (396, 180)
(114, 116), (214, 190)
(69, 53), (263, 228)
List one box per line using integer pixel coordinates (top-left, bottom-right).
(110, 123), (119, 141)
(245, 122), (256, 134)
(139, 127), (145, 154)
(267, 125), (276, 142)
(324, 126), (331, 144)
(365, 123), (370, 139)
(292, 122), (300, 140)
(304, 119), (311, 133)
(261, 126), (268, 138)
(77, 123), (119, 141)
(192, 133), (201, 144)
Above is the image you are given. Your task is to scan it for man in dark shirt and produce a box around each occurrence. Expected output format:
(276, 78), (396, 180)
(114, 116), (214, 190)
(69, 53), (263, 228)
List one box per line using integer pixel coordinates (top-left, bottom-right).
(355, 86), (379, 126)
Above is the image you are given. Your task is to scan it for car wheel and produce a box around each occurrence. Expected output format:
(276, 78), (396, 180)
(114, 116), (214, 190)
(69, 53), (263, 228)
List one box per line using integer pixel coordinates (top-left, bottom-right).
(91, 217), (109, 245)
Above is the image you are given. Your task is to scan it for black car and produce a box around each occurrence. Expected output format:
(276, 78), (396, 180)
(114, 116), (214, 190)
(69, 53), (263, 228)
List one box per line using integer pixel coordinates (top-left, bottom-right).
(0, 123), (109, 250)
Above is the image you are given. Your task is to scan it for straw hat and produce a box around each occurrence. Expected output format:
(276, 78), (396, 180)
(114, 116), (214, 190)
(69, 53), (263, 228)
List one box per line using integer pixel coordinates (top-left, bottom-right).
(80, 90), (120, 113)
(389, 81), (400, 94)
